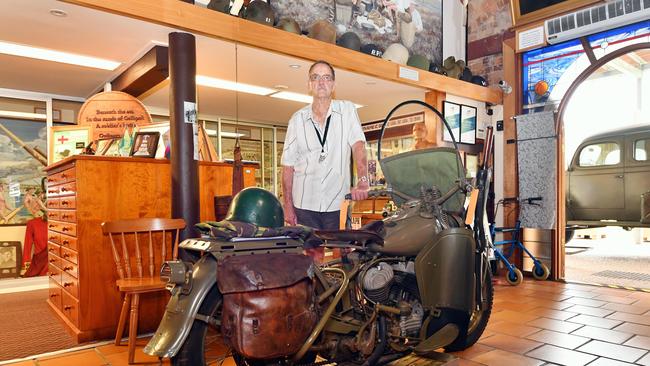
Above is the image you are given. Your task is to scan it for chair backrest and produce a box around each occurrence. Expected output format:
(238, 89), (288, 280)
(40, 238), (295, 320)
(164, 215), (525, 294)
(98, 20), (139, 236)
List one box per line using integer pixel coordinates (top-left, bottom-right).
(101, 218), (186, 280)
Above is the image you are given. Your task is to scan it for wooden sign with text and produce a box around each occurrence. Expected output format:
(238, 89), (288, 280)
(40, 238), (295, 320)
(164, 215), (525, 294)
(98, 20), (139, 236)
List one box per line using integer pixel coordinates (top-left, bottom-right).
(77, 91), (153, 139)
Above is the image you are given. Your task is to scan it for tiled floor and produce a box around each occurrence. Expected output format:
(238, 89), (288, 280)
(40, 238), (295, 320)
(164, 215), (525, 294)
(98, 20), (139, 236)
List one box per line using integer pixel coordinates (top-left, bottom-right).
(6, 279), (650, 365)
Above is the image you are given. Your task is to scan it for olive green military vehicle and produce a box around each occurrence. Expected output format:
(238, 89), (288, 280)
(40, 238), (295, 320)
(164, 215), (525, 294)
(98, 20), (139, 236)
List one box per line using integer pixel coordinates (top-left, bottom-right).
(566, 125), (650, 240)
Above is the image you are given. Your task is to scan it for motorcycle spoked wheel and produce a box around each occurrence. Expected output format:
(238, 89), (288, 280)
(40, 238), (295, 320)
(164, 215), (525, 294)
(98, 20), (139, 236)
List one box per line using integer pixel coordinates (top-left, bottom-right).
(171, 285), (227, 366)
(443, 270), (494, 352)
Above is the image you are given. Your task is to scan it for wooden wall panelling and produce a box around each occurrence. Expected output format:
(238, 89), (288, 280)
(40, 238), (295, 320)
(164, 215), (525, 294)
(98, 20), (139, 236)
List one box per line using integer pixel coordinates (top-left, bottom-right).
(62, 0), (502, 105)
(501, 37), (526, 272)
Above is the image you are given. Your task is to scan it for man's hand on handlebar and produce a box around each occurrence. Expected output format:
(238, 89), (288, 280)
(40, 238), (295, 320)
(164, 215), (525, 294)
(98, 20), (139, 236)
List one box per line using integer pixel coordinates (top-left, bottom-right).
(349, 181), (370, 201)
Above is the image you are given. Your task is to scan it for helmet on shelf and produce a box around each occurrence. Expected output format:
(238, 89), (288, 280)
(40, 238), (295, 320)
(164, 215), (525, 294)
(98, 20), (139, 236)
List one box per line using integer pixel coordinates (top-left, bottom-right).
(242, 1), (275, 26)
(337, 31), (362, 51)
(308, 20), (337, 44)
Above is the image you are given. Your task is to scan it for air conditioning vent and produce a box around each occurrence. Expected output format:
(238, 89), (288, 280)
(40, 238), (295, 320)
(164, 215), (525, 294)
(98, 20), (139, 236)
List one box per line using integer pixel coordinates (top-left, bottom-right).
(545, 0), (650, 44)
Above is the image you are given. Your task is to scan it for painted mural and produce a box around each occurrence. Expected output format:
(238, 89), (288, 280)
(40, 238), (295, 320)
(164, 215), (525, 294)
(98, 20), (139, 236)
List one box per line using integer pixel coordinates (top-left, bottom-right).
(270, 0), (443, 65)
(0, 119), (47, 225)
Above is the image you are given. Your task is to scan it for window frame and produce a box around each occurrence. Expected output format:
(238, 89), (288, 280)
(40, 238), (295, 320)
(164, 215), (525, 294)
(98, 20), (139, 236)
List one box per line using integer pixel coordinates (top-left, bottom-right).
(576, 140), (622, 168)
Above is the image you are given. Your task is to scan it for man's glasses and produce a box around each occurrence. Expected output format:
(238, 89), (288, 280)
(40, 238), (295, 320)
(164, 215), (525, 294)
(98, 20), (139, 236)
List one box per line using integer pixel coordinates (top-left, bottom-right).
(309, 74), (334, 82)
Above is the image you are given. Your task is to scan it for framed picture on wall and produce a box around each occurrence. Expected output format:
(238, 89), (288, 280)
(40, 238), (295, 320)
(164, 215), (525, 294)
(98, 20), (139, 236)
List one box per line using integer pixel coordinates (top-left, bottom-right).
(460, 105), (477, 145)
(442, 101), (461, 144)
(49, 126), (92, 164)
(0, 241), (22, 278)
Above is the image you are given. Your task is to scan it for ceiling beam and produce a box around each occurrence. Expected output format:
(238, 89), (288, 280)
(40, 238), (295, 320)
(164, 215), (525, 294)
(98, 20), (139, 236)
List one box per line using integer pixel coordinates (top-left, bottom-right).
(111, 45), (168, 97)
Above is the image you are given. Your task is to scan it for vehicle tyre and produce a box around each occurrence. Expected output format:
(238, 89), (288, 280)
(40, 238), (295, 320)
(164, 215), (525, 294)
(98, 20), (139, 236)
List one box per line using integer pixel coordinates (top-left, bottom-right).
(532, 263), (550, 281)
(565, 228), (575, 243)
(444, 270), (493, 351)
(505, 267), (523, 286)
(171, 285), (224, 366)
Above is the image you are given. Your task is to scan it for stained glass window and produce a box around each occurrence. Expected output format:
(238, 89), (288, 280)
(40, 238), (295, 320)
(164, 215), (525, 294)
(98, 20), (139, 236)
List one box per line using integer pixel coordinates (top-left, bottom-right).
(522, 20), (650, 113)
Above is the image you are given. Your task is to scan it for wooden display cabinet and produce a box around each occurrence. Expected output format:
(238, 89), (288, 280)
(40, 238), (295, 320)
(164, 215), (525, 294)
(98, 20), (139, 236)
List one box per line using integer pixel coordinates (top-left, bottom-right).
(45, 155), (256, 342)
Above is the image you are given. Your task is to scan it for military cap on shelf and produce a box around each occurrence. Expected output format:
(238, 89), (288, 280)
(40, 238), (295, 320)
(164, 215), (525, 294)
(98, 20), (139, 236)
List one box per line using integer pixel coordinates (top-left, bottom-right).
(382, 43), (409, 65)
(337, 32), (362, 51)
(308, 20), (337, 44)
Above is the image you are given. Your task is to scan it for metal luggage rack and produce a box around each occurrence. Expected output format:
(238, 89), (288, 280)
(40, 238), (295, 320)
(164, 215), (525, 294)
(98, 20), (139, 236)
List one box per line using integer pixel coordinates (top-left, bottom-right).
(180, 236), (304, 258)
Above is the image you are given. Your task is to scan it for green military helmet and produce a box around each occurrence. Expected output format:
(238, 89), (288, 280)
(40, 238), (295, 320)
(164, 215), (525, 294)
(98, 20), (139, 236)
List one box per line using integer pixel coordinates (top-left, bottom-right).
(225, 187), (284, 228)
(407, 54), (430, 71)
(276, 18), (302, 35)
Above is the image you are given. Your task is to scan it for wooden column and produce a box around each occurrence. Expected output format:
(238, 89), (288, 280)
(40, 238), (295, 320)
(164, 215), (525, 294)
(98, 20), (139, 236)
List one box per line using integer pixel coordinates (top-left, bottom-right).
(169, 32), (199, 244)
(424, 90), (445, 145)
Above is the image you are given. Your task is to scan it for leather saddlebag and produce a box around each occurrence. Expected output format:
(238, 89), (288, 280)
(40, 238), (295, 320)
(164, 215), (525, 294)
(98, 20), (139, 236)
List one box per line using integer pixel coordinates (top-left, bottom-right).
(218, 253), (317, 359)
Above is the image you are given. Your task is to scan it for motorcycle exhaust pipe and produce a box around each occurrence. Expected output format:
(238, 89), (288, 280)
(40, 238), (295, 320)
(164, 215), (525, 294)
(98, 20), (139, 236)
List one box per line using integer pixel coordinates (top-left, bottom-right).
(362, 316), (386, 366)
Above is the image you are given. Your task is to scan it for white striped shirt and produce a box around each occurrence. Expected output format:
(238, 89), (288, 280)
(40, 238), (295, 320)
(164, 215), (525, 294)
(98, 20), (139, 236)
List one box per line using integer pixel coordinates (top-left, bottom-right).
(282, 100), (366, 212)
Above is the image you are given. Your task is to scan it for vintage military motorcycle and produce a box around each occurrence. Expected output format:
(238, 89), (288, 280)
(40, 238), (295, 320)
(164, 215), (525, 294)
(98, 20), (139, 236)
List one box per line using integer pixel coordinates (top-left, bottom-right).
(144, 100), (494, 366)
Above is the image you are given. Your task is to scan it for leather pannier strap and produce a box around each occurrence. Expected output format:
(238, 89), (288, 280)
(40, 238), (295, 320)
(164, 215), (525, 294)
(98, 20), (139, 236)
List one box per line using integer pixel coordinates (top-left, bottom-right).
(218, 253), (315, 294)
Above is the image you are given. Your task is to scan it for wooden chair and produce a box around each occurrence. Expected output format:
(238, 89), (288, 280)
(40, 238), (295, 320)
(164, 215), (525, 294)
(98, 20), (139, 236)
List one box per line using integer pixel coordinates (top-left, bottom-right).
(101, 218), (185, 364)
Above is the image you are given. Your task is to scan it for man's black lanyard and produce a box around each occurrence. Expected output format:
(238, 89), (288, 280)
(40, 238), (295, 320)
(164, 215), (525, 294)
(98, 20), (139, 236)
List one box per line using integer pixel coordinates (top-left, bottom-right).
(312, 115), (331, 162)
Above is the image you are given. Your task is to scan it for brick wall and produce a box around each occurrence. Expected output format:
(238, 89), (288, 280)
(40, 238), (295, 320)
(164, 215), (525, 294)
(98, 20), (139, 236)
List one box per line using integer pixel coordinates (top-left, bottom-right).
(466, 0), (512, 86)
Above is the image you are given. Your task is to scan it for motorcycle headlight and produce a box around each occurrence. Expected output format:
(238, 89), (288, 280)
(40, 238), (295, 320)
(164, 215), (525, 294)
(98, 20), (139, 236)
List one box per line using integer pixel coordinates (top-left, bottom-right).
(160, 260), (188, 285)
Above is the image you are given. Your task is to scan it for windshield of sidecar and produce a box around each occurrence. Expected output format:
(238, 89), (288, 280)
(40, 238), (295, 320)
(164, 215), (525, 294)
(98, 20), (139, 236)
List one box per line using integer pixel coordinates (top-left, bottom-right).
(379, 147), (466, 212)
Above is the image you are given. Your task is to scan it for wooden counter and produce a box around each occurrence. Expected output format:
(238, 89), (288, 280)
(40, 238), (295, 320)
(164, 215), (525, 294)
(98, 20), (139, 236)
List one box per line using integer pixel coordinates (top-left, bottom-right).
(44, 155), (256, 342)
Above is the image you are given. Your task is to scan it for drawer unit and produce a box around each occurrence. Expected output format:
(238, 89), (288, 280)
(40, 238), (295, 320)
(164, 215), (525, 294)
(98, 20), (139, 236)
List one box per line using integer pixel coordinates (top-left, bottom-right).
(59, 210), (77, 223)
(58, 196), (76, 209)
(48, 167), (76, 186)
(49, 279), (62, 310)
(46, 156), (256, 343)
(60, 246), (78, 265)
(61, 291), (79, 326)
(61, 261), (78, 279)
(48, 254), (62, 271)
(47, 198), (60, 209)
(48, 242), (61, 257)
(48, 231), (60, 245)
(47, 210), (60, 221)
(48, 263), (62, 286)
(61, 272), (79, 298)
(60, 234), (77, 251)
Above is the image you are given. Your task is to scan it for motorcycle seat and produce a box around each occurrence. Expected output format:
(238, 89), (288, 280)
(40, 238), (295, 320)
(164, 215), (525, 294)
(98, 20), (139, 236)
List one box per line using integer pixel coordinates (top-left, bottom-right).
(314, 229), (384, 246)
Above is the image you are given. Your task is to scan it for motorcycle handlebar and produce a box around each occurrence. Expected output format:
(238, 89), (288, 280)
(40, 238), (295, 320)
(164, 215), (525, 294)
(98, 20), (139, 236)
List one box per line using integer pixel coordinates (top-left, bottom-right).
(344, 190), (390, 200)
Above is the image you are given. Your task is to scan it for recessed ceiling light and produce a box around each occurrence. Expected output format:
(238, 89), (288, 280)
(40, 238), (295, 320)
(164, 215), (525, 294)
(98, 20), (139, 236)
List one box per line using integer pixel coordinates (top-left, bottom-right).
(0, 110), (46, 120)
(270, 91), (364, 108)
(289, 64), (301, 69)
(196, 75), (276, 95)
(0, 40), (120, 70)
(274, 84), (289, 89)
(49, 9), (68, 17)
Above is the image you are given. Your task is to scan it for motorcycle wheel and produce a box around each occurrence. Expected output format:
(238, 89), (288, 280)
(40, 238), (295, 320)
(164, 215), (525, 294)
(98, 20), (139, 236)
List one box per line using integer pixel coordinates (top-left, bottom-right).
(443, 270), (493, 352)
(171, 285), (225, 366)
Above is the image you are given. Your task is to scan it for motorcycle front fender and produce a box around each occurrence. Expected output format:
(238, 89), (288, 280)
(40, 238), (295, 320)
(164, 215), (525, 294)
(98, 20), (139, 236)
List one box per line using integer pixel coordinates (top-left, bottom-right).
(144, 254), (218, 358)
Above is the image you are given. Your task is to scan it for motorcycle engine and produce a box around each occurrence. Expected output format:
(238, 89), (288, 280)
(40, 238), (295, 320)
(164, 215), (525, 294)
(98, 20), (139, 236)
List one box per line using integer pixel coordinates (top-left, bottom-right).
(361, 261), (424, 338)
(362, 262), (394, 303)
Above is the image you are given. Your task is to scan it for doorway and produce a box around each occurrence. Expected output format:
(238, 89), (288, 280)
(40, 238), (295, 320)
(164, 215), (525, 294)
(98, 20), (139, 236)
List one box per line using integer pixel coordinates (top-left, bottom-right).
(559, 43), (650, 289)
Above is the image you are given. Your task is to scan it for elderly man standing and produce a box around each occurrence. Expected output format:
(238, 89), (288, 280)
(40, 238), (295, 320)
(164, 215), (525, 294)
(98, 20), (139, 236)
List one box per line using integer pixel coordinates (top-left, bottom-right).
(282, 60), (369, 262)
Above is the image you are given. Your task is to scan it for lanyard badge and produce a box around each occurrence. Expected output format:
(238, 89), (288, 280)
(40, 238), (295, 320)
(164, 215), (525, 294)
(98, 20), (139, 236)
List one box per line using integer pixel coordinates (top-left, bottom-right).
(312, 115), (331, 163)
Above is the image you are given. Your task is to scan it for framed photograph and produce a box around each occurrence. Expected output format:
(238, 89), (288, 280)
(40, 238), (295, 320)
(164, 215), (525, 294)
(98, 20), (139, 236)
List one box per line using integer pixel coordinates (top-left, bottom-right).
(460, 105), (477, 145)
(465, 154), (479, 178)
(139, 122), (170, 159)
(0, 241), (22, 278)
(442, 101), (461, 144)
(94, 138), (116, 156)
(130, 132), (160, 158)
(49, 125), (91, 164)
